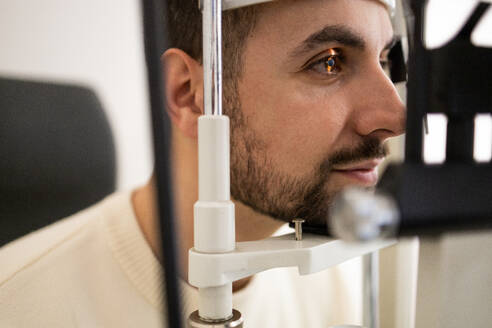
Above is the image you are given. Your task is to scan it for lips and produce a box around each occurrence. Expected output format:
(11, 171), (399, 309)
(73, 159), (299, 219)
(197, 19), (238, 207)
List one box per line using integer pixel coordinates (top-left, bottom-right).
(332, 158), (384, 171)
(331, 158), (384, 186)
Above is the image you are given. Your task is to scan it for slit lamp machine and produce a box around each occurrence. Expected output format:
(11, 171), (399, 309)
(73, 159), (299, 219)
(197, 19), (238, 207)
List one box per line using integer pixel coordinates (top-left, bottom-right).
(140, 0), (492, 327)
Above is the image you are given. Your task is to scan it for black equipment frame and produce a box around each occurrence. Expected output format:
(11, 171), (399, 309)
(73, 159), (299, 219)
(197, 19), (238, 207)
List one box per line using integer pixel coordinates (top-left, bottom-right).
(379, 0), (492, 236)
(141, 0), (184, 327)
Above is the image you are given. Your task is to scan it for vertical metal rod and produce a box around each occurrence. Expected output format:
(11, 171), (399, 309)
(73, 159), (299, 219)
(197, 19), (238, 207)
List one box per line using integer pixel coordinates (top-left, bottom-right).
(404, 0), (428, 163)
(446, 116), (475, 163)
(141, 0), (183, 327)
(195, 0), (233, 323)
(203, 0), (223, 116)
(363, 252), (380, 328)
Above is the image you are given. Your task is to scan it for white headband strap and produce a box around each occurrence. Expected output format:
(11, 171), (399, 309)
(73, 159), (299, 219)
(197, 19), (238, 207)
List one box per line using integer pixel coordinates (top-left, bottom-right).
(377, 0), (396, 16)
(200, 0), (396, 15)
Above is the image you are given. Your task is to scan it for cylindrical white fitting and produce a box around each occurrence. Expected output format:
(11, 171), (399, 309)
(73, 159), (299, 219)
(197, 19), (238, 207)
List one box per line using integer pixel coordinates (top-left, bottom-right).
(194, 201), (235, 252)
(198, 284), (233, 320)
(198, 116), (230, 202)
(194, 115), (235, 321)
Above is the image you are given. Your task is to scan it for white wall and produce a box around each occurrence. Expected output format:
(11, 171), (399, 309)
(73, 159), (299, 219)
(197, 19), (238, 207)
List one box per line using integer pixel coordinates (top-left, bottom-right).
(0, 0), (153, 190)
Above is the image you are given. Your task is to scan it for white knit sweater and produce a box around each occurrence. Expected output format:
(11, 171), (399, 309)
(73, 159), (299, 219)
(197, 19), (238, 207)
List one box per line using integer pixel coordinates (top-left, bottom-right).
(0, 192), (362, 327)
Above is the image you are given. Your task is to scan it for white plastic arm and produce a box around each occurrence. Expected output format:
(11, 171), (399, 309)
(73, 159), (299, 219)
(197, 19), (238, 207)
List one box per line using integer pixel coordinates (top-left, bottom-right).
(189, 232), (396, 289)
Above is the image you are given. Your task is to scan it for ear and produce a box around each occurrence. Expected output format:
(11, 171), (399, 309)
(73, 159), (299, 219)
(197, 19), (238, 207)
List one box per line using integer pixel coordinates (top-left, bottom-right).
(162, 48), (203, 139)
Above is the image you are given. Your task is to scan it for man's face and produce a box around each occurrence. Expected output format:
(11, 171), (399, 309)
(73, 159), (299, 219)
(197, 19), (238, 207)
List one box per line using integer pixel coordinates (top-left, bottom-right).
(226, 0), (405, 225)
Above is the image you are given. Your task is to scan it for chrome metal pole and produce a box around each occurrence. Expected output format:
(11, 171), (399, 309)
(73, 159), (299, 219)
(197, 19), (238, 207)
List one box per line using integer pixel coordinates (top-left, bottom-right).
(202, 0), (222, 116)
(362, 252), (380, 328)
(191, 0), (242, 326)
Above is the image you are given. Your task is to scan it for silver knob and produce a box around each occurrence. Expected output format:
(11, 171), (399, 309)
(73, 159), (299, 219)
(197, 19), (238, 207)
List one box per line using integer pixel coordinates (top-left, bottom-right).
(292, 218), (305, 241)
(188, 309), (243, 328)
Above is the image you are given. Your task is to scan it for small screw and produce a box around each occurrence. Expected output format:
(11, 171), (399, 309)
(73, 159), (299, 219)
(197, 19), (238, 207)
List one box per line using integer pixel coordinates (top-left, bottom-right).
(292, 219), (305, 241)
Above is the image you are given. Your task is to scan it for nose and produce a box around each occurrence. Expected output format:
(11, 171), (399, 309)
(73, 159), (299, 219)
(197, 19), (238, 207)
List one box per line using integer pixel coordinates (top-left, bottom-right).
(349, 64), (406, 143)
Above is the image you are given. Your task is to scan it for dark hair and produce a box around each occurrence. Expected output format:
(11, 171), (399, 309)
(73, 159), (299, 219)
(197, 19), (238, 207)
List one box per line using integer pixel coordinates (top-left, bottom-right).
(165, 1), (260, 80)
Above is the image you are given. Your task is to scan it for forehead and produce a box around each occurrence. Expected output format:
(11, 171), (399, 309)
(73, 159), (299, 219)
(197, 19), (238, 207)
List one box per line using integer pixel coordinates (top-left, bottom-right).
(250, 0), (393, 52)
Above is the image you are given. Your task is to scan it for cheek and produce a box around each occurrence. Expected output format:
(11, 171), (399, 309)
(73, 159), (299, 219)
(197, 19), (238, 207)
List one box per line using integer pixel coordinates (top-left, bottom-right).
(238, 76), (350, 173)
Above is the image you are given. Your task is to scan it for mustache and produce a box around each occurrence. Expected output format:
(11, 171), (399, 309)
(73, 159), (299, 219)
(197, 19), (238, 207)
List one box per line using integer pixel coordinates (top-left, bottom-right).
(321, 137), (388, 171)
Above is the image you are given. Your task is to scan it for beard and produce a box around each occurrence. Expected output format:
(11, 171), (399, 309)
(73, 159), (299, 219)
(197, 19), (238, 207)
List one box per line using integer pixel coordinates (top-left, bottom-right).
(224, 82), (388, 226)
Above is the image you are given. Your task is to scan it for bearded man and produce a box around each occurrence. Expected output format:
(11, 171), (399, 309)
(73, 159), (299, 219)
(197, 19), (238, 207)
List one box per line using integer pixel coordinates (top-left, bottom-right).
(0, 0), (405, 327)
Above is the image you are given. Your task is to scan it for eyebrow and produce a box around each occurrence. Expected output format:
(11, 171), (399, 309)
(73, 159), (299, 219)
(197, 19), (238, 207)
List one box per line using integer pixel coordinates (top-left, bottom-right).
(289, 24), (396, 59)
(288, 25), (365, 59)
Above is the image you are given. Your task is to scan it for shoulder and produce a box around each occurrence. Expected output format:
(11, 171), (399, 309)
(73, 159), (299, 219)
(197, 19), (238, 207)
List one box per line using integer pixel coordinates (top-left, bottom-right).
(0, 191), (154, 327)
(0, 202), (98, 285)
(0, 191), (132, 285)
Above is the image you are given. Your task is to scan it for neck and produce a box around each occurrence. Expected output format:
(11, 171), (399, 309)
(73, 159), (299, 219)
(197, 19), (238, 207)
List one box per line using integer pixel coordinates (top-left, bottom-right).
(132, 129), (284, 292)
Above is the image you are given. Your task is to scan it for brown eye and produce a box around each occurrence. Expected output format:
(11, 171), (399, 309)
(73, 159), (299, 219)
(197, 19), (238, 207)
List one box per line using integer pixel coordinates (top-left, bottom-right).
(306, 48), (342, 76)
(325, 56), (337, 73)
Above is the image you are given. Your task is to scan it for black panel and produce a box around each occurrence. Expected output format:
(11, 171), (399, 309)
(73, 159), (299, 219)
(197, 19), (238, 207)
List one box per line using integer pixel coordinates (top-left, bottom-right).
(0, 77), (116, 246)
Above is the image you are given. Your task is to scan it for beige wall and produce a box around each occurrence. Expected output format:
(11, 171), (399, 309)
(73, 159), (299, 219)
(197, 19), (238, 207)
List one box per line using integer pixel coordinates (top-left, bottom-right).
(416, 233), (492, 327)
